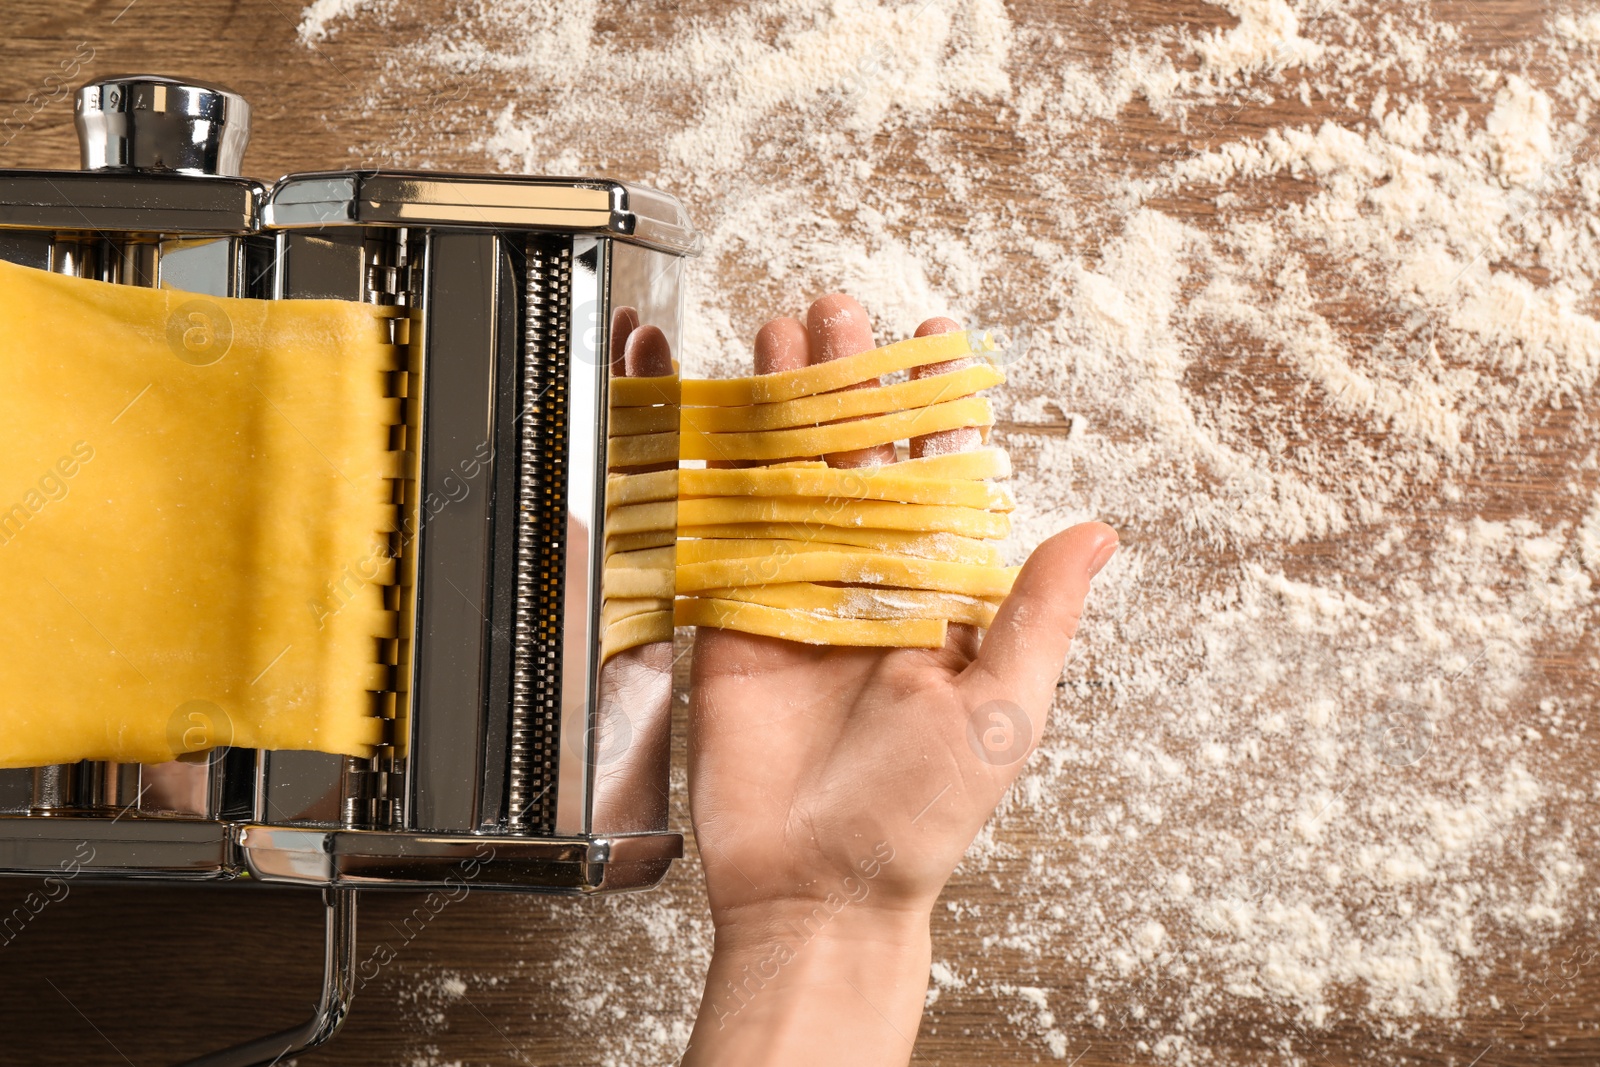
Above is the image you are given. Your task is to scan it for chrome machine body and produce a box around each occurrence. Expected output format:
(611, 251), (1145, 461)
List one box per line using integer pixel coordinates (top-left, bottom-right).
(0, 75), (695, 1065)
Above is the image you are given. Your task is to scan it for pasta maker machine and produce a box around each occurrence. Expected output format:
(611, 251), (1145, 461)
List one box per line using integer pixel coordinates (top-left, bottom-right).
(0, 75), (696, 1065)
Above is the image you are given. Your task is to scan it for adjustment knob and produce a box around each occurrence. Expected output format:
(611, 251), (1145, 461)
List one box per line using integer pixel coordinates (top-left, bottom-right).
(74, 75), (251, 176)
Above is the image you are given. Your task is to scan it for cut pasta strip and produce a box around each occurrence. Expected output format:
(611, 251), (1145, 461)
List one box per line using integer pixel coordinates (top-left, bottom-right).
(675, 597), (947, 648)
(604, 544), (677, 599)
(674, 537), (995, 569)
(611, 430), (680, 467)
(607, 545), (676, 570)
(610, 403), (681, 436)
(605, 566), (676, 599)
(676, 537), (859, 564)
(691, 449), (1012, 482)
(608, 500), (679, 536)
(675, 538), (1005, 595)
(677, 550), (1019, 599)
(679, 466), (1013, 511)
(681, 362), (1003, 434)
(680, 331), (995, 407)
(676, 496), (1009, 539)
(676, 523), (1002, 565)
(884, 447), (1012, 482)
(607, 528), (677, 555)
(602, 596), (674, 629)
(699, 583), (1000, 628)
(610, 373), (681, 408)
(681, 396), (992, 462)
(602, 610), (675, 659)
(606, 468), (679, 508)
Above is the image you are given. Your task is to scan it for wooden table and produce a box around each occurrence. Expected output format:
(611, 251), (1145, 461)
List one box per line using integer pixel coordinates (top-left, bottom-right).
(2, 1), (1596, 1064)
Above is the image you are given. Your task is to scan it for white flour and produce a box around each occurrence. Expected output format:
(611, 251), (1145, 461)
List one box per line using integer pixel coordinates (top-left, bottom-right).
(300, 2), (1599, 1063)
(295, 0), (375, 41)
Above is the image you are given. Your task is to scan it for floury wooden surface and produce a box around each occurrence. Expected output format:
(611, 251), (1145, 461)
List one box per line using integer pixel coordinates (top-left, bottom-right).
(2, 1), (1598, 1065)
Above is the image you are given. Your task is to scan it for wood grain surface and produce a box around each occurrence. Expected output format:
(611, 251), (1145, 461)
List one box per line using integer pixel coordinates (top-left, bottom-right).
(1, 1), (1597, 1065)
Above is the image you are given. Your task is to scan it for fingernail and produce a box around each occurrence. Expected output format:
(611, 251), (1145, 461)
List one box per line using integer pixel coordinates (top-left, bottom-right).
(1087, 535), (1119, 579)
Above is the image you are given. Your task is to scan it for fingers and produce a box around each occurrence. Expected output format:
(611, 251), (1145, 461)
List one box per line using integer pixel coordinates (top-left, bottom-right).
(807, 294), (896, 468)
(807, 294), (875, 364)
(914, 316), (962, 339)
(754, 317), (810, 374)
(966, 522), (1118, 709)
(619, 323), (676, 474)
(623, 324), (673, 377)
(758, 317), (813, 459)
(910, 316), (983, 459)
(717, 316), (815, 469)
(610, 306), (640, 376)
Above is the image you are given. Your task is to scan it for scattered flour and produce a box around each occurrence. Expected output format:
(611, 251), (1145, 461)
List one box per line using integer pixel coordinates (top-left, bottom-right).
(299, 1), (1599, 1064)
(295, 0), (374, 42)
(393, 968), (471, 1031)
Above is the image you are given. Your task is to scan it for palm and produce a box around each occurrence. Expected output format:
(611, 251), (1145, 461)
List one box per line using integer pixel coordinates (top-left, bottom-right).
(689, 626), (1034, 922)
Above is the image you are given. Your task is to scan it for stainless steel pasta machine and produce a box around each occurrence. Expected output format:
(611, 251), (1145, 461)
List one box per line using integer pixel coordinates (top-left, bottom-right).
(0, 74), (696, 1065)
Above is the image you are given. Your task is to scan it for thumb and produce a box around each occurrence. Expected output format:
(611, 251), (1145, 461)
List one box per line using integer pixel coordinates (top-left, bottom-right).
(965, 522), (1118, 708)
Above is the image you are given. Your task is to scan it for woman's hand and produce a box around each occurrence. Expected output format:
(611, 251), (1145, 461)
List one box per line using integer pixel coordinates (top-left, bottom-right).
(682, 295), (1117, 1066)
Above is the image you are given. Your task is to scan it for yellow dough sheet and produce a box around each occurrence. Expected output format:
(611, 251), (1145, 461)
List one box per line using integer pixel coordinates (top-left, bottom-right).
(680, 331), (996, 407)
(675, 597), (947, 648)
(676, 550), (1019, 599)
(677, 523), (1003, 565)
(676, 496), (1010, 539)
(0, 259), (401, 767)
(698, 582), (1000, 628)
(681, 362), (1003, 434)
(682, 395), (993, 463)
(679, 465), (1014, 511)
